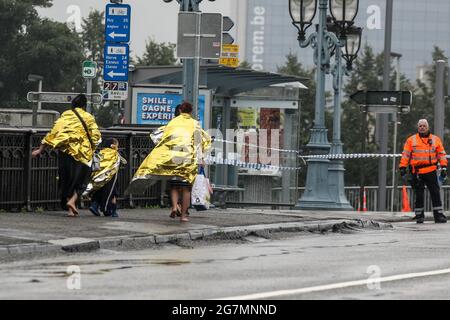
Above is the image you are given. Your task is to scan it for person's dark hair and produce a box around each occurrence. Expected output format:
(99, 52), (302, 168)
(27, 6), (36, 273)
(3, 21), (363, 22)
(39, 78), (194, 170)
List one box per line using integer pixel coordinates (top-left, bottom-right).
(71, 94), (87, 109)
(103, 137), (119, 148)
(174, 104), (181, 117)
(179, 102), (193, 114)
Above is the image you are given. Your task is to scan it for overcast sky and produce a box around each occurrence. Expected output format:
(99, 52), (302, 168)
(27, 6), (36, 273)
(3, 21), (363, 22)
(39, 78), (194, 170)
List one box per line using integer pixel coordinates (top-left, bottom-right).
(37, 0), (235, 59)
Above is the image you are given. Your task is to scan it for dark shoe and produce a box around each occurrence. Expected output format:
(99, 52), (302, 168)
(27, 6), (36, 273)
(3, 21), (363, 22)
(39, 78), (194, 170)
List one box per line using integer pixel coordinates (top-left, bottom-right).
(111, 211), (119, 218)
(413, 214), (425, 224)
(89, 202), (100, 217)
(434, 212), (447, 223)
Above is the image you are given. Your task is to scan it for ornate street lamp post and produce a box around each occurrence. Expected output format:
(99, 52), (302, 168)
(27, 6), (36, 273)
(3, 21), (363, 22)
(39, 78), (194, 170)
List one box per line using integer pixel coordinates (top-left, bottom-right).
(328, 24), (362, 209)
(289, 0), (359, 210)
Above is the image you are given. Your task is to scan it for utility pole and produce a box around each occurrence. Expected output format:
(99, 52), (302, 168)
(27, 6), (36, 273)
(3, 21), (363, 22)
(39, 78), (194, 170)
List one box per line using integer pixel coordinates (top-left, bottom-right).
(435, 60), (446, 142)
(378, 0), (394, 211)
(391, 52), (402, 212)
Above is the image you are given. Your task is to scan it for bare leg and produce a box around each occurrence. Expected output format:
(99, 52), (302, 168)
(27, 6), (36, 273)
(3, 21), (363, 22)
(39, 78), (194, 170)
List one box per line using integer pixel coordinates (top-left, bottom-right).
(169, 188), (181, 218)
(66, 192), (79, 216)
(170, 188), (179, 212)
(180, 187), (190, 222)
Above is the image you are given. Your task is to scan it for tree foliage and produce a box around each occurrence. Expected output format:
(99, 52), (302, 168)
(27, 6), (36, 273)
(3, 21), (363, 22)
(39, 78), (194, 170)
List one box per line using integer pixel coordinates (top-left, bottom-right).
(277, 53), (318, 148)
(0, 0), (84, 109)
(136, 37), (177, 66)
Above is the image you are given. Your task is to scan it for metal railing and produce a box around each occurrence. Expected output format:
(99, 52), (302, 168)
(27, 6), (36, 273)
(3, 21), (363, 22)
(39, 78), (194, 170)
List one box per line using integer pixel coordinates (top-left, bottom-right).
(0, 128), (161, 211)
(2, 127), (449, 212)
(285, 186), (450, 212)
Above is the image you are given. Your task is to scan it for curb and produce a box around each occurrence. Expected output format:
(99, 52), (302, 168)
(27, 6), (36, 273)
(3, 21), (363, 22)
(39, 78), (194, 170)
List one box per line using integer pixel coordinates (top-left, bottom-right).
(0, 219), (393, 258)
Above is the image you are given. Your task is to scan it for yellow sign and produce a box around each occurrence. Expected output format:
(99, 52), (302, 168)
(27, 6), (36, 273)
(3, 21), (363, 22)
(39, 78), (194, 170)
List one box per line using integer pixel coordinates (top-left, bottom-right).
(238, 108), (257, 127)
(219, 44), (239, 68)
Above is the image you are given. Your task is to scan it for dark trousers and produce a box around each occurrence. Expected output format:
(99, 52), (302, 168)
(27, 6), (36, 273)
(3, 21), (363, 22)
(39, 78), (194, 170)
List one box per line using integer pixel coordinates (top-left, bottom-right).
(413, 171), (442, 212)
(58, 152), (91, 210)
(91, 173), (119, 215)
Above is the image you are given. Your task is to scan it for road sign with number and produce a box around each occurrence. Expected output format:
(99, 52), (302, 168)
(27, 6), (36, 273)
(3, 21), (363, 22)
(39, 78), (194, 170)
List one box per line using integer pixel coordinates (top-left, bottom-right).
(82, 60), (97, 78)
(102, 81), (128, 100)
(104, 43), (129, 81)
(105, 3), (131, 43)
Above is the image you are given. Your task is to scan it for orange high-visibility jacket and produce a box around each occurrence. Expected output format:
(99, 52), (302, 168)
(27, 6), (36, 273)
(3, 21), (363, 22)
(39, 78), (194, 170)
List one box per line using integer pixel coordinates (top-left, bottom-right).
(399, 133), (448, 174)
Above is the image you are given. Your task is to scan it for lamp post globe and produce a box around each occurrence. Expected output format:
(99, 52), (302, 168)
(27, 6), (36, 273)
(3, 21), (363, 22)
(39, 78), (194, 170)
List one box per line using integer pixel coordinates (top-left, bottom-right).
(289, 0), (318, 41)
(342, 26), (362, 70)
(329, 0), (359, 27)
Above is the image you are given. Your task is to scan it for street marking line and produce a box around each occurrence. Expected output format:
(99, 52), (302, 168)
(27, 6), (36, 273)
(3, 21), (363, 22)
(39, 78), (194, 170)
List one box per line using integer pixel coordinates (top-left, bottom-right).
(217, 268), (450, 300)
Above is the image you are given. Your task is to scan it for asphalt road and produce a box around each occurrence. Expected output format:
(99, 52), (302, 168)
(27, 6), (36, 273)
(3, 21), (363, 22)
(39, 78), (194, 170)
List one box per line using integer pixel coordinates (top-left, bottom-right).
(1, 221), (450, 300)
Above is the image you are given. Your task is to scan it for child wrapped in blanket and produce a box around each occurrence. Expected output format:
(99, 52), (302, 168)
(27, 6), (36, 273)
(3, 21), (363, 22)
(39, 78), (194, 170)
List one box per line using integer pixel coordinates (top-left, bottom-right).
(84, 138), (127, 217)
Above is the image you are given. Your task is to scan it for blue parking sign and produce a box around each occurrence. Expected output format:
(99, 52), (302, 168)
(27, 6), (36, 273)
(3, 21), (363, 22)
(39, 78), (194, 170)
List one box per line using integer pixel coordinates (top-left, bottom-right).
(105, 4), (131, 43)
(104, 43), (129, 82)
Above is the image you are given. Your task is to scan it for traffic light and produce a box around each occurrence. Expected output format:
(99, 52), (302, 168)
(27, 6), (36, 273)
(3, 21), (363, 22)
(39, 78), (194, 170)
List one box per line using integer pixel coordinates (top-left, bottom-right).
(222, 16), (234, 45)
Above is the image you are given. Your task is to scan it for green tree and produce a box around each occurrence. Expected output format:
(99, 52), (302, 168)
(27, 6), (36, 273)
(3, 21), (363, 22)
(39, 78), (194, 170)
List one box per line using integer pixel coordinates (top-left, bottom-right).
(81, 10), (104, 62)
(0, 1), (85, 110)
(277, 53), (335, 185)
(0, 0), (52, 104)
(277, 53), (317, 148)
(341, 45), (385, 186)
(136, 37), (177, 66)
(80, 10), (105, 95)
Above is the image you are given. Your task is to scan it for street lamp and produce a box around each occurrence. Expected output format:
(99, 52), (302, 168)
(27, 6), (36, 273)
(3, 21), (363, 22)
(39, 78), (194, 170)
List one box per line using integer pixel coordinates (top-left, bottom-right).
(342, 26), (362, 70)
(328, 24), (361, 209)
(28, 74), (44, 127)
(329, 0), (359, 34)
(289, 0), (317, 41)
(289, 0), (359, 210)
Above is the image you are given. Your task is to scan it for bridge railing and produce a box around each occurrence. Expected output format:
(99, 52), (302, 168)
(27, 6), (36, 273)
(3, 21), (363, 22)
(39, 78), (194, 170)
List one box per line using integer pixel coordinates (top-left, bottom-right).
(0, 128), (160, 211)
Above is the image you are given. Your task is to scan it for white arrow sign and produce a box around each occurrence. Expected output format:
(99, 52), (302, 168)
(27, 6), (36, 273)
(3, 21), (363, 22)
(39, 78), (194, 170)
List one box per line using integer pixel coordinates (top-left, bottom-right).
(108, 31), (127, 39)
(107, 71), (126, 78)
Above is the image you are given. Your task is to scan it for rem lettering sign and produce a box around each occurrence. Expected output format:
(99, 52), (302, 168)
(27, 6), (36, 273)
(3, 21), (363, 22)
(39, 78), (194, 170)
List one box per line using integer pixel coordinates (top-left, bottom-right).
(136, 93), (205, 127)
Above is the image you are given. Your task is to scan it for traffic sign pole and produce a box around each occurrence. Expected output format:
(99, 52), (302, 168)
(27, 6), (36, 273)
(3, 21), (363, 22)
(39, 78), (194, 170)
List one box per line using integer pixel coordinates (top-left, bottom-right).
(87, 78), (93, 113)
(192, 11), (201, 119)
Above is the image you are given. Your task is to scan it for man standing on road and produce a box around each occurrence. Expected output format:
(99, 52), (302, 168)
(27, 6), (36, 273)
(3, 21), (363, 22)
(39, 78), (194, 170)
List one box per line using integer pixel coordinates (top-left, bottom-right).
(399, 119), (447, 224)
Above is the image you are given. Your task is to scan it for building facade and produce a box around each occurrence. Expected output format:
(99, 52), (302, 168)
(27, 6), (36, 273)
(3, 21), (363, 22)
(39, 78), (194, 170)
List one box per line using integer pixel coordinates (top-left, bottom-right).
(235, 0), (450, 82)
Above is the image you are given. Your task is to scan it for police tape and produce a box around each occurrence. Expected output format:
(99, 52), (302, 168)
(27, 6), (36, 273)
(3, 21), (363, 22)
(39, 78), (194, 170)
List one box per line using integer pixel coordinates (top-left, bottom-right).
(212, 138), (407, 160)
(302, 153), (403, 160)
(213, 138), (300, 155)
(204, 155), (302, 171)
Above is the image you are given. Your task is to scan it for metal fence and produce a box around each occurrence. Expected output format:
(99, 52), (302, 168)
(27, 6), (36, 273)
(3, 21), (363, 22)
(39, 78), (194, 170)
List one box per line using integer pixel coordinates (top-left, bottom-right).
(274, 186), (450, 212)
(2, 127), (449, 212)
(0, 128), (161, 211)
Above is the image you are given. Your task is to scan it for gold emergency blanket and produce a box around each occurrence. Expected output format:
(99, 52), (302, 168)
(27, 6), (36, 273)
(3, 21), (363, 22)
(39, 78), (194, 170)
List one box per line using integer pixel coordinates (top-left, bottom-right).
(83, 148), (127, 195)
(42, 108), (101, 166)
(126, 113), (211, 195)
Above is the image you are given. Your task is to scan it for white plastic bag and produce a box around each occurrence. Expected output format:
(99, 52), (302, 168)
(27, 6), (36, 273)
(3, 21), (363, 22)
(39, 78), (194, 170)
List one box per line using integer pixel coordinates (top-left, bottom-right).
(191, 169), (212, 211)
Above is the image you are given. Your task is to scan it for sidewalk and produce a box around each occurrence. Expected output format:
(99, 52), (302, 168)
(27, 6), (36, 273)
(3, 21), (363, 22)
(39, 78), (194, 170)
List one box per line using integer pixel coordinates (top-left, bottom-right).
(0, 208), (413, 258)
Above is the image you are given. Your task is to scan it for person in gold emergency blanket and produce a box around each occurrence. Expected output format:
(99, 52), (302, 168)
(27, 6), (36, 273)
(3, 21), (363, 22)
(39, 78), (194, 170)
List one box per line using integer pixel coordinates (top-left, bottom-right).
(127, 102), (211, 222)
(32, 94), (101, 217)
(83, 138), (127, 218)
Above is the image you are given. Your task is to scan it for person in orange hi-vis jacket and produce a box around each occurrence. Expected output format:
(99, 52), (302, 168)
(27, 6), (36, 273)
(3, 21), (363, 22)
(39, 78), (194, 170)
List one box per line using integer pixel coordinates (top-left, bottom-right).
(399, 119), (447, 224)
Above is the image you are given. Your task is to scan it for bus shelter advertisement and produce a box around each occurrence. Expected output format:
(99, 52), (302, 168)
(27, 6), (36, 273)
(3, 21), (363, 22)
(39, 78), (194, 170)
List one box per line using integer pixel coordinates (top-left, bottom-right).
(136, 92), (206, 127)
